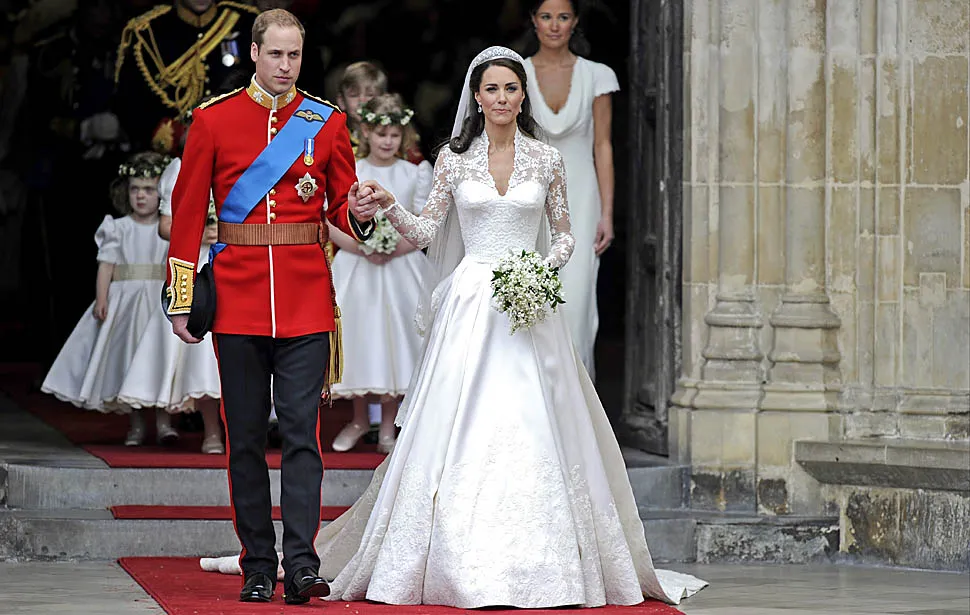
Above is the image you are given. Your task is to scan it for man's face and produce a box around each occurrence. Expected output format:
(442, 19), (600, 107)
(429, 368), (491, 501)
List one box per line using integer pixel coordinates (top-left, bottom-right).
(250, 25), (304, 96)
(179, 0), (214, 13)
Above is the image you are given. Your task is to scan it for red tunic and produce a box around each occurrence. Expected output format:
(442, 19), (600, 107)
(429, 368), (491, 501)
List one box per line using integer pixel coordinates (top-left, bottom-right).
(165, 81), (366, 338)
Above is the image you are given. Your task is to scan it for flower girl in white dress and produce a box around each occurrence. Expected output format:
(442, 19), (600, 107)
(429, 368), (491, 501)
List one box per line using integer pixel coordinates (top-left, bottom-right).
(41, 152), (178, 446)
(328, 94), (435, 454)
(116, 157), (225, 454)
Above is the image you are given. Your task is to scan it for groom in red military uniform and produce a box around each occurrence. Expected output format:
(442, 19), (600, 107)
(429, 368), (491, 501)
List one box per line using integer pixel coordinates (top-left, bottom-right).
(164, 8), (378, 604)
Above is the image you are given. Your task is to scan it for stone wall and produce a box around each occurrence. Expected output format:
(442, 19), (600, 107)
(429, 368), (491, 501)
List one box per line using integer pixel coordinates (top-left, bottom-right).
(671, 0), (969, 518)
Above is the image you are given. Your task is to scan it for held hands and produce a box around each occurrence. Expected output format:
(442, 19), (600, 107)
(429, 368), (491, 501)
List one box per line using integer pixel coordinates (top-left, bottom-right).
(348, 180), (396, 222)
(171, 313), (202, 344)
(364, 252), (392, 265)
(593, 216), (614, 256)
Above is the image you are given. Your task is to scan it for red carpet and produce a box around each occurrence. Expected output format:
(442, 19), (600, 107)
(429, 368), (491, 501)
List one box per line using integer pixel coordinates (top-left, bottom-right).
(110, 505), (350, 521)
(120, 557), (686, 615)
(0, 363), (385, 470)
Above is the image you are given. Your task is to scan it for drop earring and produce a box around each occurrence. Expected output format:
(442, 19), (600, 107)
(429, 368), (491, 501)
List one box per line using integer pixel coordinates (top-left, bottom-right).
(477, 104), (483, 113)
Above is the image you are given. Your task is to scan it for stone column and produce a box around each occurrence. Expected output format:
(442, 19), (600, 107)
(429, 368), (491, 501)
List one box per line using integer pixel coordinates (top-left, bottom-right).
(694, 0), (764, 398)
(686, 0), (764, 513)
(762, 0), (841, 414)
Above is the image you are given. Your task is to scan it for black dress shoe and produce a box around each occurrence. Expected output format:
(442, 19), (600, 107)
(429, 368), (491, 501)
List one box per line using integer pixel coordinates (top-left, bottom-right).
(240, 572), (275, 602)
(283, 568), (330, 605)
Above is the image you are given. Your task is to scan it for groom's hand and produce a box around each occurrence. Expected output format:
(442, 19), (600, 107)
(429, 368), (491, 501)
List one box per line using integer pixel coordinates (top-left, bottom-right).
(171, 314), (202, 344)
(357, 180), (396, 213)
(348, 181), (377, 222)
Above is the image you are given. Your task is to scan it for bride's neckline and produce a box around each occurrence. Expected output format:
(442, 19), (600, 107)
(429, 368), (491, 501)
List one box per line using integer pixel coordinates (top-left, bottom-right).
(473, 129), (525, 198)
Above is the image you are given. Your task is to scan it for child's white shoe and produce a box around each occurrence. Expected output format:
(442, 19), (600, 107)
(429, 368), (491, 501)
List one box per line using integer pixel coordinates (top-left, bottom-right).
(156, 412), (179, 446)
(125, 413), (146, 447)
(332, 422), (369, 452)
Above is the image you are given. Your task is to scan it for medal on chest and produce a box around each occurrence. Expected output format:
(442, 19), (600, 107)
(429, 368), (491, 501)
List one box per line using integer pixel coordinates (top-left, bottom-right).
(220, 37), (240, 67)
(303, 137), (314, 166)
(296, 173), (318, 203)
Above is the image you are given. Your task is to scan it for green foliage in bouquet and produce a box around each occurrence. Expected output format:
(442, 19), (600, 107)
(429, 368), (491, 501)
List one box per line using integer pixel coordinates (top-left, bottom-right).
(491, 250), (565, 334)
(360, 212), (401, 255)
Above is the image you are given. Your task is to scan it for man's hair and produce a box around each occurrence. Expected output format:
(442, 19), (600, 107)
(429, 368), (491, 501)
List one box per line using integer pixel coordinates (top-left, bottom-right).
(339, 61), (388, 95)
(252, 8), (305, 47)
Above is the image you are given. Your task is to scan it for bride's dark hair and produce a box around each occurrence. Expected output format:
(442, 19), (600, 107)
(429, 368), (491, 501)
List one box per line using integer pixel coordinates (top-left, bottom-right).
(441, 57), (542, 155)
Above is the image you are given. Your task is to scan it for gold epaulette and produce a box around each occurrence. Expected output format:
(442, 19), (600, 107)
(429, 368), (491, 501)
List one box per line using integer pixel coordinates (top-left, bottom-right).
(197, 87), (244, 111)
(218, 1), (259, 14)
(114, 5), (173, 83)
(298, 90), (341, 113)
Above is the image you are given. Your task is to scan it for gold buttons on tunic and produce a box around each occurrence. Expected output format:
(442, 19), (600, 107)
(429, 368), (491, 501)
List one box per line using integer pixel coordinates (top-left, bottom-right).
(270, 127), (278, 135)
(270, 116), (278, 123)
(268, 200), (276, 207)
(269, 188), (276, 195)
(269, 212), (277, 221)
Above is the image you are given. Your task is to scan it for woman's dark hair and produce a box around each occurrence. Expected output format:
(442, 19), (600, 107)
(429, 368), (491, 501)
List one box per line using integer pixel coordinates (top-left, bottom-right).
(522, 0), (591, 58)
(441, 57), (542, 155)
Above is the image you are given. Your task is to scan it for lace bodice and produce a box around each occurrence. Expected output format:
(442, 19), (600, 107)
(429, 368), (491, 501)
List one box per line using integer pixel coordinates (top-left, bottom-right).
(382, 130), (575, 269)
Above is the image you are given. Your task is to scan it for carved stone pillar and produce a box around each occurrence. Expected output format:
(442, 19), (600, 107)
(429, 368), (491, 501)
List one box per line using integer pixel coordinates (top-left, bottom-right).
(694, 0), (764, 409)
(683, 0), (763, 513)
(762, 0), (841, 413)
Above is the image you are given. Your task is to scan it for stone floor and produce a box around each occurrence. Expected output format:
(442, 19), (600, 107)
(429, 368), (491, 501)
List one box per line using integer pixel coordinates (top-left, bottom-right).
(0, 561), (966, 614)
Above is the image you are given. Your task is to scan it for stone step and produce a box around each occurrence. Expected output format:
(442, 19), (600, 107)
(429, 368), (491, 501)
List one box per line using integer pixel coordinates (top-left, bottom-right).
(2, 462), (690, 511)
(2, 464), (375, 509)
(0, 508), (697, 563)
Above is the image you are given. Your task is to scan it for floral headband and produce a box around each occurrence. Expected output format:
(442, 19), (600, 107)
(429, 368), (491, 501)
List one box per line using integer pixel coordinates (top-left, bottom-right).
(359, 104), (415, 127)
(117, 156), (171, 179)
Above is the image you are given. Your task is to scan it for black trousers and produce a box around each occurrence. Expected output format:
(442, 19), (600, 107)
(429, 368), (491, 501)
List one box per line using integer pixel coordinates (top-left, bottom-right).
(214, 332), (328, 584)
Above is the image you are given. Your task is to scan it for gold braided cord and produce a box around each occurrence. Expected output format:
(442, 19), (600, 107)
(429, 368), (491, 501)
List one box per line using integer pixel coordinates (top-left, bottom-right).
(197, 86), (243, 110)
(130, 10), (241, 116)
(218, 1), (259, 15)
(114, 5), (172, 84)
(298, 89), (340, 113)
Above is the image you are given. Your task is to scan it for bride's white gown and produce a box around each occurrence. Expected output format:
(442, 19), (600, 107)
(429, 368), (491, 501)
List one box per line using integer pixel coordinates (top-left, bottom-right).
(201, 131), (706, 608)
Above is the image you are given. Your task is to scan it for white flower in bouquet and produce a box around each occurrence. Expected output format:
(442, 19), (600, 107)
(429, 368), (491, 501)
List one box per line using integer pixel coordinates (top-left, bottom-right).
(490, 250), (565, 334)
(360, 212), (401, 255)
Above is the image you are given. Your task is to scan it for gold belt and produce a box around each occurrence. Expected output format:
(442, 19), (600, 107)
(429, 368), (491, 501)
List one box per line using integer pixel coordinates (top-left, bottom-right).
(218, 222), (319, 246)
(112, 264), (165, 281)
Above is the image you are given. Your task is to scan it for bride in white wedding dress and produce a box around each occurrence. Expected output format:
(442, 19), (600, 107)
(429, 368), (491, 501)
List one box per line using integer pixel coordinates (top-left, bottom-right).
(201, 46), (706, 609)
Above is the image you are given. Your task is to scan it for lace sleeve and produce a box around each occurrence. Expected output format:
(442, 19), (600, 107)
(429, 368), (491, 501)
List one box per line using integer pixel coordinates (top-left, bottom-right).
(382, 150), (453, 249)
(544, 150), (575, 269)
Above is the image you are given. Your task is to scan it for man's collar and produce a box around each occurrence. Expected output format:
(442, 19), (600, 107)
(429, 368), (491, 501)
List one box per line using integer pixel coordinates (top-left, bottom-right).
(175, 2), (219, 28)
(246, 76), (298, 111)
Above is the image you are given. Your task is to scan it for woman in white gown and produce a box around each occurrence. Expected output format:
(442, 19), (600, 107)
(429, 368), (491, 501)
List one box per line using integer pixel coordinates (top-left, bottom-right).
(202, 46), (705, 608)
(523, 0), (619, 375)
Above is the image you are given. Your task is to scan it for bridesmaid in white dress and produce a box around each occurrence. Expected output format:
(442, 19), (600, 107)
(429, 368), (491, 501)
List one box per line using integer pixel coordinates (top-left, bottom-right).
(201, 46), (705, 609)
(116, 157), (225, 454)
(327, 93), (435, 454)
(41, 152), (177, 446)
(523, 0), (618, 376)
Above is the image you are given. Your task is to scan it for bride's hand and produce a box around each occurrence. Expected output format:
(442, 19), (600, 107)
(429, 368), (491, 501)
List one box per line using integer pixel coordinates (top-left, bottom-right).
(593, 216), (614, 255)
(358, 180), (396, 211)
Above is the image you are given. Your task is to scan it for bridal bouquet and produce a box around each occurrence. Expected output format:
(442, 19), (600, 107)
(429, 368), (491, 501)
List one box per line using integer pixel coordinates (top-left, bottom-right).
(491, 250), (565, 334)
(360, 212), (401, 255)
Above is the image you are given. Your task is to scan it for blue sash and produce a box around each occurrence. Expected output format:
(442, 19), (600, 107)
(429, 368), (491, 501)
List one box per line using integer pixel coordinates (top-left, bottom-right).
(210, 98), (333, 260)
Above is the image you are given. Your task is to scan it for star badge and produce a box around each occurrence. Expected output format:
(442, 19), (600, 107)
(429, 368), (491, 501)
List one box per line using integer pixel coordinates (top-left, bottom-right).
(295, 173), (318, 203)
